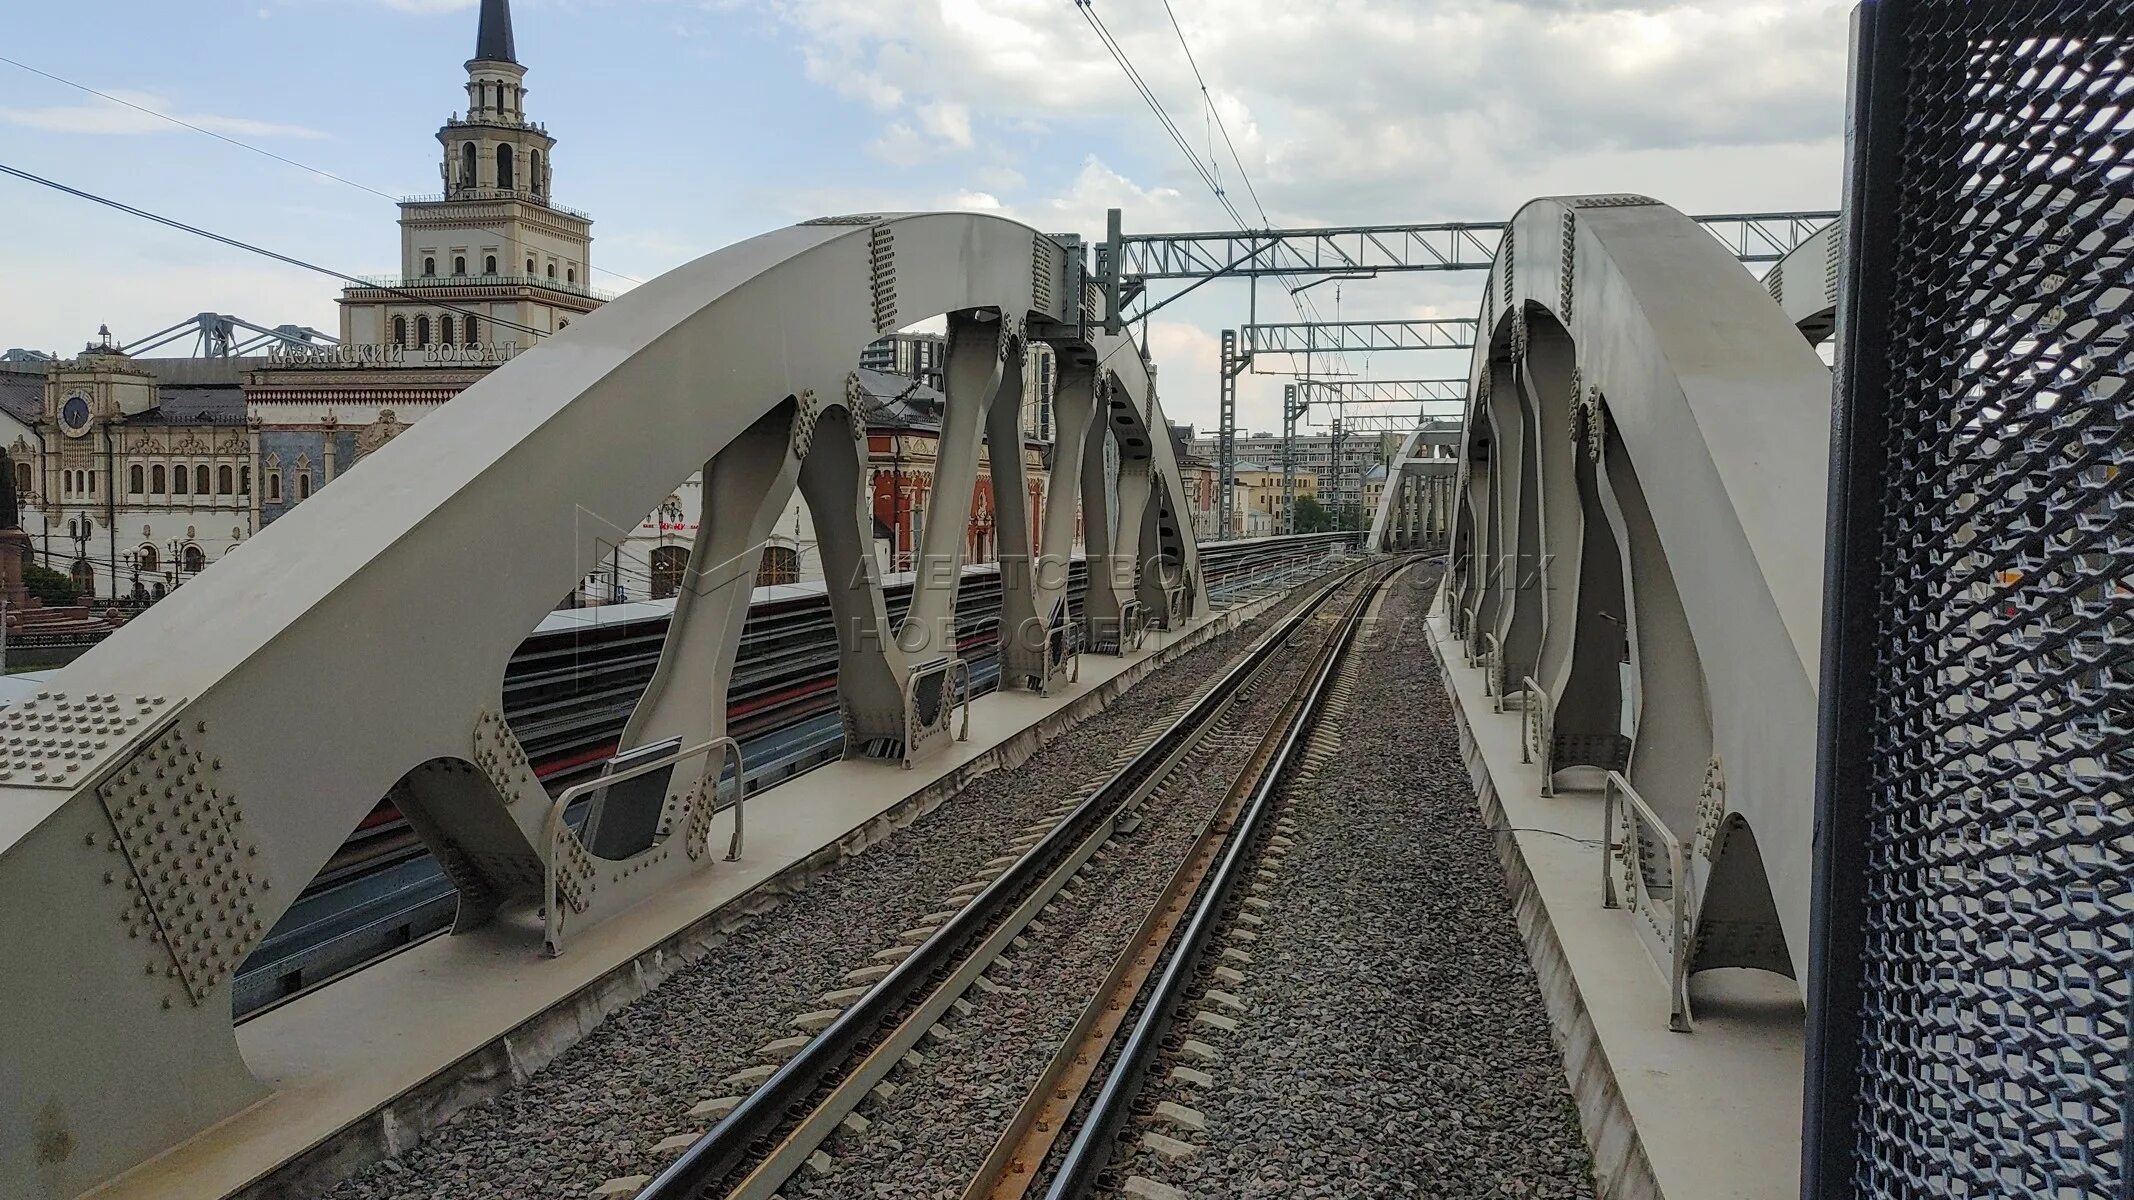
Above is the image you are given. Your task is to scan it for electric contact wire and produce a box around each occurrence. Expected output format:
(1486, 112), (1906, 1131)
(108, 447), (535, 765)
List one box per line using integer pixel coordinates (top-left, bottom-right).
(0, 54), (645, 289)
(1079, 2), (1350, 380)
(0, 161), (553, 342)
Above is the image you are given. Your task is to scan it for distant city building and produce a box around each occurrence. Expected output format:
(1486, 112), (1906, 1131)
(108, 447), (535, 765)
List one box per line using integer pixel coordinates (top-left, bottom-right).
(0, 336), (257, 601)
(1, 0), (1070, 609)
(1188, 428), (1403, 517)
(861, 333), (946, 393)
(863, 331), (1057, 445)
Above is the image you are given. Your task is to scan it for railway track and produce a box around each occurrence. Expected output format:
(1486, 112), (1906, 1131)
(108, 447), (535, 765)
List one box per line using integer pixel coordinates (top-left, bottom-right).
(234, 538), (1355, 1019)
(629, 555), (1411, 1200)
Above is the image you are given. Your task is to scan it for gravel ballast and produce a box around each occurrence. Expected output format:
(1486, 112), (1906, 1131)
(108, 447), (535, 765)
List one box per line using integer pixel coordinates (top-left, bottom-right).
(323, 573), (1344, 1200)
(1104, 562), (1594, 1200)
(778, 572), (1361, 1200)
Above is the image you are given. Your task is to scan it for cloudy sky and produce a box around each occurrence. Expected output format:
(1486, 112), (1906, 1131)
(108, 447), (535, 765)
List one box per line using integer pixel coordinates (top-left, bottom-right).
(1, 0), (1852, 434)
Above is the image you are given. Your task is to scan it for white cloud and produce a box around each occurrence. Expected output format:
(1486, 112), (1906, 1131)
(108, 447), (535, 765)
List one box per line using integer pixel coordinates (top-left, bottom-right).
(756, 0), (1848, 222)
(867, 122), (932, 166)
(974, 164), (1026, 192)
(915, 100), (972, 149)
(0, 90), (329, 140)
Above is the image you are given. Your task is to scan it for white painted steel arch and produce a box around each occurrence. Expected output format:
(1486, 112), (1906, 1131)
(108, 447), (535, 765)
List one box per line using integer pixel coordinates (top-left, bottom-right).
(1366, 422), (1462, 552)
(0, 212), (1204, 1198)
(1443, 197), (1832, 1029)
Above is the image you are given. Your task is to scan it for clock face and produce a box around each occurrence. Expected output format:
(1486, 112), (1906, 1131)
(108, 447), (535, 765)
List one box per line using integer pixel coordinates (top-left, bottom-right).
(59, 392), (91, 436)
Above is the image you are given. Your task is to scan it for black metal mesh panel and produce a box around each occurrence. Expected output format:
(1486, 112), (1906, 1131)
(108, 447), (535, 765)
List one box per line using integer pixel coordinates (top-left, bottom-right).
(1851, 6), (2134, 1196)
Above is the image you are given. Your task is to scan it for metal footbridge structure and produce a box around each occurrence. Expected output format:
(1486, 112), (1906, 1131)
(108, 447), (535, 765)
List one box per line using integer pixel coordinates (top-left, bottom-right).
(1, 3), (2129, 1198)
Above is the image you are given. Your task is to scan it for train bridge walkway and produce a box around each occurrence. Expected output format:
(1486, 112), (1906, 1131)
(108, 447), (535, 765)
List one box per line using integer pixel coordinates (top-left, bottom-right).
(2, 6), (2129, 1198)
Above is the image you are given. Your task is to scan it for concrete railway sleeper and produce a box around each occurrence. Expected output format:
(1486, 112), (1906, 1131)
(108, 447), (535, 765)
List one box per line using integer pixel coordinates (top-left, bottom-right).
(1018, 559), (1411, 1200)
(1076, 561), (1592, 1200)
(627, 560), (1401, 1200)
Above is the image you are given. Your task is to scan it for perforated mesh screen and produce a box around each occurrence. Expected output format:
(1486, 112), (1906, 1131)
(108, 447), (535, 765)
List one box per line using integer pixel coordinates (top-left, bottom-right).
(1851, 6), (2134, 1196)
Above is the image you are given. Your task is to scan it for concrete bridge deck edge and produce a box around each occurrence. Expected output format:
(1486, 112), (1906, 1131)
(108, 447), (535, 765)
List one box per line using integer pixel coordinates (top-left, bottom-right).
(1425, 608), (1805, 1200)
(87, 586), (1306, 1200)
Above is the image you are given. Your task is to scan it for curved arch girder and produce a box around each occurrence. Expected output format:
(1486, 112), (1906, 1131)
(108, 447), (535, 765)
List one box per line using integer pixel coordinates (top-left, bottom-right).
(1446, 196), (1832, 1023)
(0, 211), (1208, 1197)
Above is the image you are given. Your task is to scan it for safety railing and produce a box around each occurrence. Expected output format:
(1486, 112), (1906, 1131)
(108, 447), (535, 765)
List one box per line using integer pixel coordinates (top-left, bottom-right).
(900, 655), (971, 770)
(1046, 622), (1082, 691)
(1087, 600), (1145, 655)
(1520, 675), (1555, 796)
(1601, 770), (1693, 1032)
(351, 272), (616, 302)
(540, 735), (744, 955)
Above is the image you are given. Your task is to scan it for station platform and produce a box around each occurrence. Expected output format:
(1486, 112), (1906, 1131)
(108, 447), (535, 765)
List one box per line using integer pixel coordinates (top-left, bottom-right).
(89, 592), (1296, 1200)
(1425, 609), (1806, 1200)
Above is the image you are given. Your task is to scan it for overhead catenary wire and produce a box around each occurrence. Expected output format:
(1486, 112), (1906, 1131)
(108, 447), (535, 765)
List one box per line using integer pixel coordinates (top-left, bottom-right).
(0, 161), (553, 343)
(0, 53), (645, 289)
(1077, 3), (1351, 390)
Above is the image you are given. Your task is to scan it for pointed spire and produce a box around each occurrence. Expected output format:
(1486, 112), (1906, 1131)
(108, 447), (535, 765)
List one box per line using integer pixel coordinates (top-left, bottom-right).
(474, 0), (517, 64)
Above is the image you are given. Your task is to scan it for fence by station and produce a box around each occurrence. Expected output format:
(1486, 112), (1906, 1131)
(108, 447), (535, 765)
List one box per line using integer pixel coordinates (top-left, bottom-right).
(1807, 2), (2134, 1196)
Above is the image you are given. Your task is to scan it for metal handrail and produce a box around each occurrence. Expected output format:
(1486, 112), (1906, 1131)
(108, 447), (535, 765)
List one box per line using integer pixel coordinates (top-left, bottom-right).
(899, 656), (971, 770)
(1600, 769), (1694, 1032)
(1482, 632), (1502, 707)
(1519, 675), (1555, 795)
(540, 734), (743, 955)
(351, 272), (616, 302)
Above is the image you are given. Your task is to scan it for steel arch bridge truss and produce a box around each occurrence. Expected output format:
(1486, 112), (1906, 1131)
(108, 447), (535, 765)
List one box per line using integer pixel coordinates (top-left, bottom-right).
(0, 212), (1206, 1197)
(1443, 196), (1834, 1031)
(1366, 424), (1463, 552)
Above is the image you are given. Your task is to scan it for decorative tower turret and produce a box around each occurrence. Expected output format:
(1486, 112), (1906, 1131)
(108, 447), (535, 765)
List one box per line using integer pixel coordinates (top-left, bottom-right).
(442, 0), (555, 201)
(334, 0), (599, 349)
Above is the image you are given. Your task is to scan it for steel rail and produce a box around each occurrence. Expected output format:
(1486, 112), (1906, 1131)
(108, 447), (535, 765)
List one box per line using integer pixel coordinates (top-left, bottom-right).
(636, 560), (1379, 1200)
(1038, 557), (1407, 1200)
(965, 555), (1406, 1200)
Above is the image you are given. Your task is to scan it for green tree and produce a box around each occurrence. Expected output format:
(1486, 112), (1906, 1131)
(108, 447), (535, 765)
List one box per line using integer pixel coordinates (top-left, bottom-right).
(1292, 495), (1335, 533)
(22, 564), (75, 607)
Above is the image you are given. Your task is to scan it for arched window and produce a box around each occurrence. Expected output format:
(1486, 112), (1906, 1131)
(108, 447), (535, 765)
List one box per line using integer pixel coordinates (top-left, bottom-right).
(195, 465), (210, 495)
(485, 254), (497, 274)
(239, 466), (251, 495)
(70, 558), (93, 595)
(566, 268), (576, 285)
(297, 472), (312, 501)
(87, 471), (95, 496)
(218, 465), (234, 494)
(151, 465), (166, 494)
(497, 144), (514, 190)
(19, 461), (35, 496)
(453, 255), (466, 276)
(417, 315), (432, 347)
(440, 315), (455, 345)
(393, 315), (408, 346)
(173, 464), (189, 495)
(267, 471), (281, 502)
(546, 261), (556, 279)
(529, 149), (544, 196)
(755, 545), (801, 587)
(526, 256), (536, 274)
(182, 545), (206, 574)
(460, 141), (476, 187)
(649, 546), (689, 600)
(466, 316), (480, 344)
(423, 256), (436, 277)
(136, 544), (158, 574)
